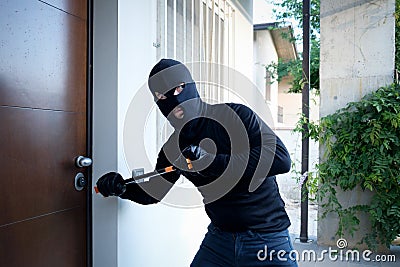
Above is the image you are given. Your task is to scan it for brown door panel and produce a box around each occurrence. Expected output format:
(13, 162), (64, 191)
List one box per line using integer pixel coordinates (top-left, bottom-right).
(0, 207), (86, 267)
(0, 0), (87, 112)
(0, 0), (89, 265)
(0, 106), (86, 226)
(39, 0), (88, 19)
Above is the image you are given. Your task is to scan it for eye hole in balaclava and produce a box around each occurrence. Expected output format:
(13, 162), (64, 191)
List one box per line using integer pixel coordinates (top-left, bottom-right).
(156, 83), (185, 100)
(148, 59), (204, 130)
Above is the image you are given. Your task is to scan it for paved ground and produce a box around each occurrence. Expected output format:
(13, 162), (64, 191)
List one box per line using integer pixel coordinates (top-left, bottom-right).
(275, 130), (400, 266)
(284, 203), (400, 266)
(285, 200), (318, 238)
(290, 235), (400, 267)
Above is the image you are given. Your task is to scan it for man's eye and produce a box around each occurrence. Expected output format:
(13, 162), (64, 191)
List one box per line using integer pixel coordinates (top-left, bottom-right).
(173, 83), (185, 95)
(173, 88), (181, 96)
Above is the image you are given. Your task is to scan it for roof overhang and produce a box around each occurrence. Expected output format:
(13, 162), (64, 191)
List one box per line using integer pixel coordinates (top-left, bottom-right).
(254, 22), (298, 61)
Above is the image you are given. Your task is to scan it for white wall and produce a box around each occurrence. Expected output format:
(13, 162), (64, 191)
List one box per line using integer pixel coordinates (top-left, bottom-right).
(94, 0), (259, 266)
(234, 11), (254, 80)
(225, 7), (278, 127)
(253, 29), (279, 124)
(92, 0), (119, 266)
(221, 9), (255, 106)
(318, 0), (395, 248)
(320, 0), (395, 117)
(277, 81), (319, 128)
(253, 0), (275, 24)
(117, 1), (210, 266)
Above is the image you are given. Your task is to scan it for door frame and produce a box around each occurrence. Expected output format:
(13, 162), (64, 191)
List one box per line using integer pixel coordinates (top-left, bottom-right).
(86, 0), (94, 266)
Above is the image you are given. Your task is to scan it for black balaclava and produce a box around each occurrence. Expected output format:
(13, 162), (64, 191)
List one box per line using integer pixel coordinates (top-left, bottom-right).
(148, 59), (205, 138)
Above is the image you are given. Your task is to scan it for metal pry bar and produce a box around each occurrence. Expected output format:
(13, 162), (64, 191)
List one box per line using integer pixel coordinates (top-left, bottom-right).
(94, 158), (192, 193)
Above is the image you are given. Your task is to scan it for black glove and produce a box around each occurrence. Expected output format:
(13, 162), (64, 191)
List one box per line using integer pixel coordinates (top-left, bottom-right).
(181, 145), (214, 174)
(96, 172), (126, 197)
(182, 145), (208, 161)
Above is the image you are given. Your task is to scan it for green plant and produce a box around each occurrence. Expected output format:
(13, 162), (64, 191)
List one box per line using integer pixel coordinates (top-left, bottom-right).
(265, 0), (320, 93)
(268, 0), (400, 249)
(295, 84), (400, 250)
(395, 0), (400, 71)
(266, 36), (320, 94)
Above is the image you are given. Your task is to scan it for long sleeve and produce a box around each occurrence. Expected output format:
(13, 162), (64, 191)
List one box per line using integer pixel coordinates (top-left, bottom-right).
(196, 104), (292, 232)
(197, 104), (291, 183)
(120, 146), (180, 205)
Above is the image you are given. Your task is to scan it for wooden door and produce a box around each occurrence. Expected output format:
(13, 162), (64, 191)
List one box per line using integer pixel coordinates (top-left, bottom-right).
(0, 0), (90, 266)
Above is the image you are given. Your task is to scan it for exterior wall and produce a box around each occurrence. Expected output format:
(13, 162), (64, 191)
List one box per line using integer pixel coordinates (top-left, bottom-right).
(118, 1), (211, 266)
(252, 27), (320, 239)
(253, 0), (274, 24)
(224, 8), (255, 105)
(252, 29), (320, 129)
(253, 30), (279, 124)
(277, 82), (299, 127)
(93, 0), (256, 266)
(277, 78), (319, 128)
(274, 129), (319, 238)
(234, 9), (254, 81)
(320, 0), (395, 118)
(275, 80), (319, 238)
(92, 0), (119, 266)
(318, 0), (395, 249)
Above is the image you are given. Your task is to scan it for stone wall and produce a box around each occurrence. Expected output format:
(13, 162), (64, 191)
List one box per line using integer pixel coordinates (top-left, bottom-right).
(318, 0), (395, 249)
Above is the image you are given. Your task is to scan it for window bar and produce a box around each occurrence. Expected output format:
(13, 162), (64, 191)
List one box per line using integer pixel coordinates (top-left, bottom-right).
(217, 0), (221, 101)
(230, 6), (235, 100)
(211, 0), (215, 99)
(191, 0), (195, 63)
(173, 0), (177, 59)
(227, 5), (230, 69)
(156, 0), (161, 58)
(231, 8), (235, 68)
(199, 0), (204, 96)
(183, 0), (187, 62)
(158, 0), (168, 149)
(211, 0), (216, 101)
(213, 0), (216, 100)
(210, 0), (215, 64)
(205, 0), (209, 99)
(220, 0), (226, 102)
(225, 5), (230, 101)
(164, 0), (168, 57)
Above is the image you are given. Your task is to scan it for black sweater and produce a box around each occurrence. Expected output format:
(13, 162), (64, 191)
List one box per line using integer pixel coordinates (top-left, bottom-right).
(121, 103), (291, 233)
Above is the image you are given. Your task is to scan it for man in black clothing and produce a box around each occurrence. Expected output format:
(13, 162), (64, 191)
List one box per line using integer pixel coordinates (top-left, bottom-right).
(96, 59), (298, 266)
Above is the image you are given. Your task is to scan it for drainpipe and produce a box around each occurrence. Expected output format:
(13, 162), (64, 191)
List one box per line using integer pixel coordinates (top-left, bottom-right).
(300, 0), (311, 243)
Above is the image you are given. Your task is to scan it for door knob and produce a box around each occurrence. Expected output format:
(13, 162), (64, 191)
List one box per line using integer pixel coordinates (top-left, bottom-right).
(75, 156), (92, 168)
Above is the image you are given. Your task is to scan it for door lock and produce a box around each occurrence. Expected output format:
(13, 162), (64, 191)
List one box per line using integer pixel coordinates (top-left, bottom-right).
(74, 173), (87, 191)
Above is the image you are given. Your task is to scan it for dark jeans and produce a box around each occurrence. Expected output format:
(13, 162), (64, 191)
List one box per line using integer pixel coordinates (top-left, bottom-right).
(191, 224), (298, 267)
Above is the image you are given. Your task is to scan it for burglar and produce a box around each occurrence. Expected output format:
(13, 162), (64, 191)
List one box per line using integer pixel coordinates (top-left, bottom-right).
(96, 59), (298, 266)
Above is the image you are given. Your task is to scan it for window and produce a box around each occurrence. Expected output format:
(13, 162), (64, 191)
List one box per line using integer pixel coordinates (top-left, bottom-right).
(265, 71), (271, 102)
(278, 105), (284, 123)
(157, 0), (235, 99)
(156, 0), (236, 146)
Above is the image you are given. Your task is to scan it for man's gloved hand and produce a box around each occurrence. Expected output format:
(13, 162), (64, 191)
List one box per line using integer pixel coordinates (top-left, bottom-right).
(182, 145), (208, 161)
(181, 145), (214, 174)
(96, 172), (126, 197)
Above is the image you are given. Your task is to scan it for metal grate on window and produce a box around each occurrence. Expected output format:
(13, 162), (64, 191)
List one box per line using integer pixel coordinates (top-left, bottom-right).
(156, 0), (236, 145)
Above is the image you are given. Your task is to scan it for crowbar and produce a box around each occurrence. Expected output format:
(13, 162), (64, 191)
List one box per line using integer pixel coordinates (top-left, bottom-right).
(94, 158), (192, 194)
